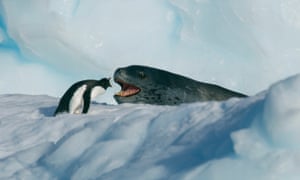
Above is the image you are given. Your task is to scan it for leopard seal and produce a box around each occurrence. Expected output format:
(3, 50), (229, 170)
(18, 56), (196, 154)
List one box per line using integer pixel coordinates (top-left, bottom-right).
(113, 65), (247, 105)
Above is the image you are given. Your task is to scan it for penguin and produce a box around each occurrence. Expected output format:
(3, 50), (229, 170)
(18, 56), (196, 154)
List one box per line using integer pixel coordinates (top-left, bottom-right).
(54, 78), (112, 116)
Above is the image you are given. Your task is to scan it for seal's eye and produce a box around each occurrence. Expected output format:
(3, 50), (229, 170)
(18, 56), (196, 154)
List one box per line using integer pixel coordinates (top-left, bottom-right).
(138, 71), (146, 79)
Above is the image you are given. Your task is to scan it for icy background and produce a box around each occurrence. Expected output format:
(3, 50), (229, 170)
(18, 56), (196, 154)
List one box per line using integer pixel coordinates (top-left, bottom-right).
(1, 0), (300, 179)
(1, 0), (300, 102)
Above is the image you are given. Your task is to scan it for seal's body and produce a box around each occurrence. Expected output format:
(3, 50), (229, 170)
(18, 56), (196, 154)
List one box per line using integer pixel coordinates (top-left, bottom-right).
(114, 65), (246, 105)
(54, 78), (111, 116)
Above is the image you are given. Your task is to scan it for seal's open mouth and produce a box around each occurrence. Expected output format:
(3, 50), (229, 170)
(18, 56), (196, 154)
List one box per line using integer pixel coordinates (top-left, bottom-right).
(115, 79), (141, 97)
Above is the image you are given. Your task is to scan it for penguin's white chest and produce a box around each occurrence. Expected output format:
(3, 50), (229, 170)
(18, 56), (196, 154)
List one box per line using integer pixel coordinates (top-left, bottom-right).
(69, 85), (105, 114)
(69, 85), (87, 114)
(91, 86), (105, 99)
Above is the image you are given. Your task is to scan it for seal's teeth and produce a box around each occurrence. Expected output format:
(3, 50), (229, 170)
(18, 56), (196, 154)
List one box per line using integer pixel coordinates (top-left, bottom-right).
(116, 91), (123, 96)
(116, 89), (140, 97)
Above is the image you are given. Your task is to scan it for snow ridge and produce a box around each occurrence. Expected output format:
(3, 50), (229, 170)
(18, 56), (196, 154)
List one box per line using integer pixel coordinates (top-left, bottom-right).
(1, 74), (300, 179)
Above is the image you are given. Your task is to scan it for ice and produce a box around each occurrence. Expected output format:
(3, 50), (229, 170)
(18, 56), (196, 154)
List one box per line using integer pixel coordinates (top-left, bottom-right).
(1, 0), (300, 101)
(1, 74), (300, 179)
(262, 75), (300, 149)
(1, 0), (300, 179)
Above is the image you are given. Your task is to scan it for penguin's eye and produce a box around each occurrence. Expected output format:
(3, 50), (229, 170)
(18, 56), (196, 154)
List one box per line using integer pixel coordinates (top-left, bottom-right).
(138, 71), (146, 79)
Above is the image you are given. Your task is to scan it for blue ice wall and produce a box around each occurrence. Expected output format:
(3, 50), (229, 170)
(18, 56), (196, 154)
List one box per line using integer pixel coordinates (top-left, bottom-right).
(1, 0), (300, 103)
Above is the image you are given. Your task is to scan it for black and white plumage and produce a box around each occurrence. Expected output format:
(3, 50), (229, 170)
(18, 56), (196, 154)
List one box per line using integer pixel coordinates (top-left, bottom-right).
(54, 78), (111, 116)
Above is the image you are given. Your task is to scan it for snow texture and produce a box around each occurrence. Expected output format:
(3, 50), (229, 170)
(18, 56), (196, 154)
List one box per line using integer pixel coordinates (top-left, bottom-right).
(1, 0), (300, 179)
(1, 75), (300, 179)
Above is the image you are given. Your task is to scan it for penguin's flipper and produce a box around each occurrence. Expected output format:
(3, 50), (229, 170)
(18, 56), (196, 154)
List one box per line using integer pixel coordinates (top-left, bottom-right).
(82, 90), (91, 114)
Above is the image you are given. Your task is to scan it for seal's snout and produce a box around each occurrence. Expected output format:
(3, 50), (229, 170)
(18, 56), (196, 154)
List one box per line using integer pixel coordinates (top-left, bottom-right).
(113, 68), (120, 82)
(114, 68), (121, 74)
(114, 68), (124, 79)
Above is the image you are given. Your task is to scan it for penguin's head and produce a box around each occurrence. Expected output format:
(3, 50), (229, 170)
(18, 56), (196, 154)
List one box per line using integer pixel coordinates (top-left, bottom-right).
(99, 78), (112, 89)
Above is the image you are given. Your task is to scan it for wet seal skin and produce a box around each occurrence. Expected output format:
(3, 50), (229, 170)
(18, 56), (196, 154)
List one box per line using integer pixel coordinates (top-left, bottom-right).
(114, 65), (247, 105)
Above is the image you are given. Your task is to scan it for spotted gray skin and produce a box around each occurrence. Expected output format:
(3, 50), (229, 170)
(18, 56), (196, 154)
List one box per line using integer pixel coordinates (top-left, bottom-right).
(113, 65), (247, 105)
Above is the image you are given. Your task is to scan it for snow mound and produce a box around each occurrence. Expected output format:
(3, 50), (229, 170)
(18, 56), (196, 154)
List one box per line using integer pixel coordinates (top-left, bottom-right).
(1, 74), (300, 179)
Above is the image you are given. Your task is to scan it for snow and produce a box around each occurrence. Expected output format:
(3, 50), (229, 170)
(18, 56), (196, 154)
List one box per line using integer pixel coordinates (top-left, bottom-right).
(1, 0), (300, 179)
(1, 75), (300, 179)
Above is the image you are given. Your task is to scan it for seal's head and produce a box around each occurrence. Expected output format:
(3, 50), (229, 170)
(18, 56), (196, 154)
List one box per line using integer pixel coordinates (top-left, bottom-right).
(113, 65), (180, 104)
